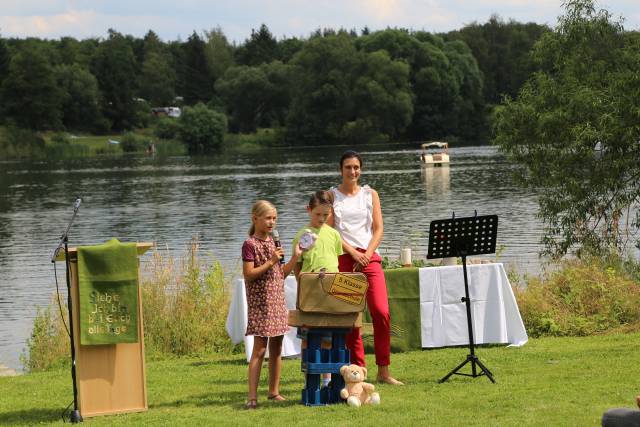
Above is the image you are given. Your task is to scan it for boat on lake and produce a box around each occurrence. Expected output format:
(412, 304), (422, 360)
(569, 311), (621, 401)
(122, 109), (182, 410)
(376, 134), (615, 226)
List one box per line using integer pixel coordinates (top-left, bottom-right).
(420, 141), (450, 166)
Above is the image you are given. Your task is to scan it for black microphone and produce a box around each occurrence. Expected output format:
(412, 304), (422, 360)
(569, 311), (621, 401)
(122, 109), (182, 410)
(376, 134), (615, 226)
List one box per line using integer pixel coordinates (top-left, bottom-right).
(271, 229), (285, 264)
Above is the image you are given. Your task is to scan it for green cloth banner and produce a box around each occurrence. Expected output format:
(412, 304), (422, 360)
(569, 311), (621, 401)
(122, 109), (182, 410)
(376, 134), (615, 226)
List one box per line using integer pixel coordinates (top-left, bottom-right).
(77, 238), (139, 345)
(363, 268), (421, 353)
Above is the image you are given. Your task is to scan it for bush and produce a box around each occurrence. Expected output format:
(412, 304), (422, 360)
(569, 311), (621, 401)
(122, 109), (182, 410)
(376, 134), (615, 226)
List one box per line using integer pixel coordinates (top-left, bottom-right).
(223, 128), (284, 152)
(514, 257), (640, 337)
(120, 132), (147, 153)
(50, 132), (70, 144)
(154, 117), (181, 140)
(46, 143), (90, 158)
(20, 303), (69, 372)
(0, 126), (46, 158)
(178, 103), (227, 153)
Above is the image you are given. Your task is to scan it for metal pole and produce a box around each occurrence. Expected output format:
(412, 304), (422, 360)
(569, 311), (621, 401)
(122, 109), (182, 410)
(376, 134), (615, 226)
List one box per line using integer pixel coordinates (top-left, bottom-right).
(64, 238), (83, 423)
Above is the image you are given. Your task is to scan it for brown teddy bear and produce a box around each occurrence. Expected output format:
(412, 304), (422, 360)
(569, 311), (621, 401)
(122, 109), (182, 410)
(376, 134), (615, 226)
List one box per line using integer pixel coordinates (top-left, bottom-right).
(339, 364), (381, 407)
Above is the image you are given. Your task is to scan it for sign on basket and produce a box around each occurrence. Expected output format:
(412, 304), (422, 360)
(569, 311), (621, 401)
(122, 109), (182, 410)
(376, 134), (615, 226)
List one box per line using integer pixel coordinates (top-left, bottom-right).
(329, 273), (368, 305)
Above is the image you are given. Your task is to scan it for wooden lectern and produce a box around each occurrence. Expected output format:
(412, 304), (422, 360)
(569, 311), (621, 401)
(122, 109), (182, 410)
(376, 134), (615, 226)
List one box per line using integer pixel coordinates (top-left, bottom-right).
(56, 242), (152, 418)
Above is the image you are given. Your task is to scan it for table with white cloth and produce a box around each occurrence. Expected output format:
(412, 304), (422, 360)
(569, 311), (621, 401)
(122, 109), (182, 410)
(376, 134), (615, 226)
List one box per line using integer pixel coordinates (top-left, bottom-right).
(225, 263), (528, 361)
(226, 275), (301, 361)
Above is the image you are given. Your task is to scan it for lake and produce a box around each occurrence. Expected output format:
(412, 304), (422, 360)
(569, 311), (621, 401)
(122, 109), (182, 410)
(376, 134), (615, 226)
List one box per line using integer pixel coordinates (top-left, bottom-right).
(0, 144), (545, 370)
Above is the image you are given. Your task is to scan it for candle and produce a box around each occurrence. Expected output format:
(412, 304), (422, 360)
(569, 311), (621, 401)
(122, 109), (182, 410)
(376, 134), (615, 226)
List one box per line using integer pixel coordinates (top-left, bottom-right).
(401, 247), (412, 267)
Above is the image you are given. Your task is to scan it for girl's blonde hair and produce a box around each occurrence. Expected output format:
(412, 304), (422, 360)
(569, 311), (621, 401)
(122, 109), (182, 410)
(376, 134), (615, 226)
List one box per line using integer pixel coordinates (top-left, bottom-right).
(249, 200), (277, 236)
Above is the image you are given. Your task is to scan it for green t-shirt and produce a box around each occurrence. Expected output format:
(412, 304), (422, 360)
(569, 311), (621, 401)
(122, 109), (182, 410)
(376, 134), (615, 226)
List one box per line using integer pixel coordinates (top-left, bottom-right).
(293, 225), (343, 273)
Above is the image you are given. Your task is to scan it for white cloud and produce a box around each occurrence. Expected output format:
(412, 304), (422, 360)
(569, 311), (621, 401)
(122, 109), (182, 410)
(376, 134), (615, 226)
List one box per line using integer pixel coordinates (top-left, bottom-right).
(0, 9), (184, 40)
(0, 0), (637, 41)
(0, 10), (98, 39)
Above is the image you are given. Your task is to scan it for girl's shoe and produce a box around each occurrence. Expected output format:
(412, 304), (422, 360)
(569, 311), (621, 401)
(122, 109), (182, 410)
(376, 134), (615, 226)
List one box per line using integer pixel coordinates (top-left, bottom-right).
(245, 398), (258, 409)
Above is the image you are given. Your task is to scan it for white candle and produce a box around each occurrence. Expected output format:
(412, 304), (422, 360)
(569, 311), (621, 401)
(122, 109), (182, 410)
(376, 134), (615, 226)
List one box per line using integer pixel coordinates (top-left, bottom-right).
(401, 248), (412, 266)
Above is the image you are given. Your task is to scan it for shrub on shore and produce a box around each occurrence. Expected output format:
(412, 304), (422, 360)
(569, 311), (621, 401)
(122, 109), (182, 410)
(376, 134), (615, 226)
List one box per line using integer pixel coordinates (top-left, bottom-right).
(141, 239), (234, 356)
(0, 126), (46, 158)
(513, 256), (640, 337)
(20, 304), (69, 372)
(120, 132), (148, 152)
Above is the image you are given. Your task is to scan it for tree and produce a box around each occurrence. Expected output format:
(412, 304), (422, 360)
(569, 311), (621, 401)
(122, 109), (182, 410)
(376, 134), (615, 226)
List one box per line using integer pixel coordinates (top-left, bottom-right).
(138, 52), (176, 106)
(278, 37), (304, 63)
(0, 35), (10, 92)
(286, 34), (360, 142)
(1, 44), (62, 129)
(91, 29), (139, 130)
(235, 24), (279, 66)
(446, 16), (549, 105)
(54, 63), (103, 131)
(287, 33), (413, 144)
(182, 32), (215, 104)
(178, 103), (227, 153)
(215, 61), (292, 132)
(203, 27), (233, 81)
(351, 50), (413, 139)
(493, 0), (640, 258)
(441, 40), (486, 140)
(358, 29), (484, 141)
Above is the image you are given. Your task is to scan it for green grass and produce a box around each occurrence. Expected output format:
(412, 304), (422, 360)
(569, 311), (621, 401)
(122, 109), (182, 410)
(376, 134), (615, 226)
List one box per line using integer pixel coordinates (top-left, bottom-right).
(2, 333), (639, 426)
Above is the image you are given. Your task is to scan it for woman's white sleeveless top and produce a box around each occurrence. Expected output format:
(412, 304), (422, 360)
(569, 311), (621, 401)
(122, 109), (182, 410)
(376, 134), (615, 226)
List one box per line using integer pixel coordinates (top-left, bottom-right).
(330, 185), (375, 251)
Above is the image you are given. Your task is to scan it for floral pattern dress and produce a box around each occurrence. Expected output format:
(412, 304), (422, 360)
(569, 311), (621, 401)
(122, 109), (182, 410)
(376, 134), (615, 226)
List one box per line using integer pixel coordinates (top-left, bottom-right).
(241, 235), (289, 337)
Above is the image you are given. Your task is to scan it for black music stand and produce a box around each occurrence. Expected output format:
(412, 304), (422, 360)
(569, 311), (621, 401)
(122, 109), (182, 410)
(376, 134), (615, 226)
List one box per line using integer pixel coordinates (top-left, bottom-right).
(427, 213), (498, 383)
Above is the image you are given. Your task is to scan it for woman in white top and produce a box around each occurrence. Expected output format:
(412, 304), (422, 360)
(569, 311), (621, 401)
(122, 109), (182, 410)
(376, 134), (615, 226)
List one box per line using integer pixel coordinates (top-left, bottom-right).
(328, 150), (403, 385)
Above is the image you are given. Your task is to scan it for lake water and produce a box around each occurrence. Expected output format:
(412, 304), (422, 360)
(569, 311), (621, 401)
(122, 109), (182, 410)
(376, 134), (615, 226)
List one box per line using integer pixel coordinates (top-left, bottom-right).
(0, 144), (546, 370)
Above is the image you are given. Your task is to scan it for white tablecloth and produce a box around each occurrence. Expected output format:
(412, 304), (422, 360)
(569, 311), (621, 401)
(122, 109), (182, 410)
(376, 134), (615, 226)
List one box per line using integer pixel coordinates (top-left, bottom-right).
(226, 263), (527, 361)
(226, 276), (301, 361)
(418, 263), (528, 348)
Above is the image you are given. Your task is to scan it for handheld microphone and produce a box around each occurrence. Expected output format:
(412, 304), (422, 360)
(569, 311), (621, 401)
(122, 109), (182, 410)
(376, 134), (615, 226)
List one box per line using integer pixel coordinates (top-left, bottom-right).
(271, 229), (285, 264)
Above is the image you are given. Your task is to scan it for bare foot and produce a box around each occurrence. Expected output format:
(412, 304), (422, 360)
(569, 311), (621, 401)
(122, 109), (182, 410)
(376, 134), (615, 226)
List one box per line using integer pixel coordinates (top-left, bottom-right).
(376, 365), (404, 385)
(376, 376), (404, 385)
(268, 394), (286, 401)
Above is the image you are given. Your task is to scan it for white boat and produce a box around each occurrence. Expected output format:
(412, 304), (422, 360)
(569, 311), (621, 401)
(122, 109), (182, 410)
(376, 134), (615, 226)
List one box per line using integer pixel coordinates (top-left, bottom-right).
(420, 142), (449, 166)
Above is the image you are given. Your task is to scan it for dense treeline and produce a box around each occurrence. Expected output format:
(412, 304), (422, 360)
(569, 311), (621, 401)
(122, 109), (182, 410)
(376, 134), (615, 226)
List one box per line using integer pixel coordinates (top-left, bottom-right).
(0, 18), (551, 150)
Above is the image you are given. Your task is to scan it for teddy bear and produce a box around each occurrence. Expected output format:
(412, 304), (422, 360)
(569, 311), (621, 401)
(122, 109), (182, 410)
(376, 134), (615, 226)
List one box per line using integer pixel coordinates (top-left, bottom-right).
(339, 364), (381, 407)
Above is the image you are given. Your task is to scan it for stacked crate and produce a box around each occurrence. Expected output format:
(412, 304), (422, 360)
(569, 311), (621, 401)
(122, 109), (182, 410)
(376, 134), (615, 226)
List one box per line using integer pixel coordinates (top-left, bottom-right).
(299, 327), (351, 406)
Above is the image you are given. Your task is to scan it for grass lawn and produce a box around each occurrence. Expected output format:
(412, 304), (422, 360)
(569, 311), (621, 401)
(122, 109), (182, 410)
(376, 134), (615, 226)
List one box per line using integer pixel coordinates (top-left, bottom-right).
(1, 333), (639, 426)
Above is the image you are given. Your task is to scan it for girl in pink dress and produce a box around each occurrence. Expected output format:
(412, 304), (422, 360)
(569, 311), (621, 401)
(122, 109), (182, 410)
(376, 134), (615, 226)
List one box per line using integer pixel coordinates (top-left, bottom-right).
(241, 200), (301, 409)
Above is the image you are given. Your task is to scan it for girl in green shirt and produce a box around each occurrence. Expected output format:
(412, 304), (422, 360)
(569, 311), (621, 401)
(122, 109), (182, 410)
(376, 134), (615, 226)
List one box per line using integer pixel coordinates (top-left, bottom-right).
(293, 190), (343, 387)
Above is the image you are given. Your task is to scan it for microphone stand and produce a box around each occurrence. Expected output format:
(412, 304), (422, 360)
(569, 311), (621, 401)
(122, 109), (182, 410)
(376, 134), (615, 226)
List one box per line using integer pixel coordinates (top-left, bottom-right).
(51, 198), (83, 423)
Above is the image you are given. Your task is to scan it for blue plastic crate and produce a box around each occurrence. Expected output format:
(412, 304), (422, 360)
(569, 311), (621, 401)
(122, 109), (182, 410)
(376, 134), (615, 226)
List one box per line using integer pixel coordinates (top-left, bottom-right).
(299, 327), (351, 406)
(301, 372), (346, 406)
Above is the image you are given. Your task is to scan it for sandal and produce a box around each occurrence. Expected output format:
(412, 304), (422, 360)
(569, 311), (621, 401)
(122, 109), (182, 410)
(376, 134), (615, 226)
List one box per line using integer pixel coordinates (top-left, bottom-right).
(245, 398), (258, 410)
(267, 394), (286, 401)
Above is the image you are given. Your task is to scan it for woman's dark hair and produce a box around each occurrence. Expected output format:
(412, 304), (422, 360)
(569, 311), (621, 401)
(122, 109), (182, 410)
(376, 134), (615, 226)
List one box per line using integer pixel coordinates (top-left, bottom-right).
(339, 150), (363, 168)
(308, 190), (333, 209)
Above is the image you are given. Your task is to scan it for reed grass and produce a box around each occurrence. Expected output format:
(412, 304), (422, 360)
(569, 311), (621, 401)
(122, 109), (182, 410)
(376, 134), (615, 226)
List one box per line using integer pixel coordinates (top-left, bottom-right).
(513, 256), (640, 337)
(141, 239), (235, 357)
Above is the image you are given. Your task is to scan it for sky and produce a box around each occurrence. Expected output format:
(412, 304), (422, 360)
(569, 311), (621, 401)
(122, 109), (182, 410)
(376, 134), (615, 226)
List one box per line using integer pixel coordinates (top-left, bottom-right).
(0, 1), (638, 43)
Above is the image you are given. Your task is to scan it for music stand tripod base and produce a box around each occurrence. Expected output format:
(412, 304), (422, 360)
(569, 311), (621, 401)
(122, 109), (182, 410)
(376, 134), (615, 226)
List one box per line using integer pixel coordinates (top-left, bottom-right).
(427, 214), (498, 384)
